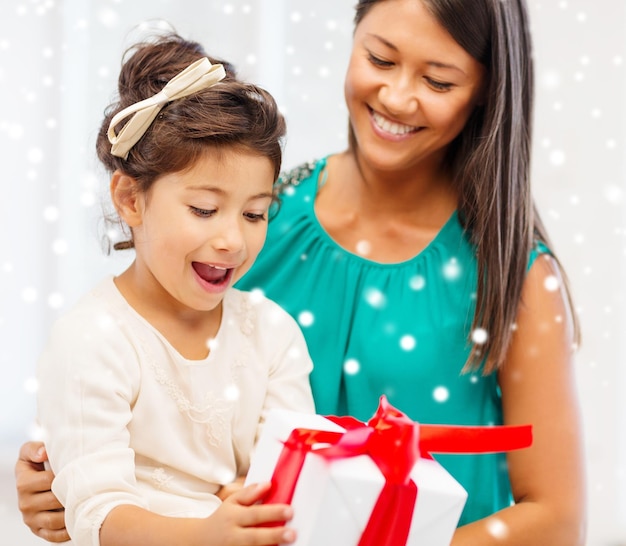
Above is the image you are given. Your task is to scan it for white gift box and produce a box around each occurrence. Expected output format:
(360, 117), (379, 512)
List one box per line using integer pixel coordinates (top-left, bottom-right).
(246, 409), (468, 546)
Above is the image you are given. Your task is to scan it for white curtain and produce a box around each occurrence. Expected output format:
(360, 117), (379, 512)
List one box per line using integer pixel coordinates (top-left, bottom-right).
(0, 1), (624, 544)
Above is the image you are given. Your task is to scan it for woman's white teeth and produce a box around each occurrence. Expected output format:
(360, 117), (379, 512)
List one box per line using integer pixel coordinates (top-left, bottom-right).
(372, 111), (415, 135)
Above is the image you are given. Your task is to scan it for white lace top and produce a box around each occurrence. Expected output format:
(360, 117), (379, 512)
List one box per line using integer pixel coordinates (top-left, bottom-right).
(36, 276), (315, 546)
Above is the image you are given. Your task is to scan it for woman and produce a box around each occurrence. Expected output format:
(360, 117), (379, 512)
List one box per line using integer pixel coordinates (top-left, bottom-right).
(16, 1), (586, 544)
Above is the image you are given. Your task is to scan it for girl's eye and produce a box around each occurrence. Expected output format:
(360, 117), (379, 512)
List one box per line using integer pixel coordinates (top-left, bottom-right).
(190, 206), (215, 218)
(244, 212), (267, 222)
(368, 52), (393, 68)
(426, 77), (453, 92)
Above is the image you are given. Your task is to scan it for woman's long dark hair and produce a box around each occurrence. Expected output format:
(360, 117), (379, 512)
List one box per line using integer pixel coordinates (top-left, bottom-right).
(353, 0), (580, 373)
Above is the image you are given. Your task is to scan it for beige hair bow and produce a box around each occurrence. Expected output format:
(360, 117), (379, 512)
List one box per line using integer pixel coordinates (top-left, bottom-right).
(108, 57), (226, 159)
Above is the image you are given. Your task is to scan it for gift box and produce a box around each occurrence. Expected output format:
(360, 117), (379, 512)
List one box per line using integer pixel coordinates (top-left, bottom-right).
(246, 397), (532, 546)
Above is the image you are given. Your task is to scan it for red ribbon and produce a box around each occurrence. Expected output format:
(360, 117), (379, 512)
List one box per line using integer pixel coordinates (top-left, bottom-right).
(263, 396), (532, 546)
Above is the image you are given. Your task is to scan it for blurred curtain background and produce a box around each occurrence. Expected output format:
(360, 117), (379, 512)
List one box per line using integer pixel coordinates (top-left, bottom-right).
(0, 1), (624, 544)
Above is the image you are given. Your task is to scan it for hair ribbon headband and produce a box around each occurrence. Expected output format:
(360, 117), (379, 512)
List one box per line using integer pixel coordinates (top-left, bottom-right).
(108, 57), (226, 159)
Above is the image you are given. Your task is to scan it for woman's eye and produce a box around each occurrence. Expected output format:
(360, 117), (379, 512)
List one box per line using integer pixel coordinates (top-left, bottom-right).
(426, 77), (453, 91)
(190, 206), (215, 218)
(368, 53), (393, 68)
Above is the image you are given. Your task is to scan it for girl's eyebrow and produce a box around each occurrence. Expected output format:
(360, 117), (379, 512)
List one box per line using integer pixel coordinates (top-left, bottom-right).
(367, 33), (467, 75)
(186, 185), (274, 200)
(250, 191), (274, 200)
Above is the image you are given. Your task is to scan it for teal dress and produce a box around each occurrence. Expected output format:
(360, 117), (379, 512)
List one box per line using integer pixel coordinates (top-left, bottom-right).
(237, 157), (539, 526)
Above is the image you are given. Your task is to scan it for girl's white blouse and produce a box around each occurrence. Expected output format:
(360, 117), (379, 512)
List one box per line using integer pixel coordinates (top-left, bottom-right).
(37, 276), (315, 546)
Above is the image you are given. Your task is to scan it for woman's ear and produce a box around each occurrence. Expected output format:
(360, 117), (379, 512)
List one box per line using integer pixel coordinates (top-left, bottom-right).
(110, 170), (144, 227)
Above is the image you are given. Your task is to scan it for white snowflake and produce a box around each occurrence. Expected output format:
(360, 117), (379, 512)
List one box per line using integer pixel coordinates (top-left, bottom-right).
(399, 335), (416, 351)
(433, 386), (449, 403)
(298, 310), (314, 327)
(343, 359), (360, 375)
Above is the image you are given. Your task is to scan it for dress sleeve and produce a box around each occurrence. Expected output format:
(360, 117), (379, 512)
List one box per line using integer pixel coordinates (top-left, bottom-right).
(256, 300), (316, 439)
(527, 239), (551, 271)
(37, 308), (145, 546)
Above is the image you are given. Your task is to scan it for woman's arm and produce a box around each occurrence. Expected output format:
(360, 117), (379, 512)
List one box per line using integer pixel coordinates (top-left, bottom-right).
(15, 441), (69, 543)
(452, 255), (586, 545)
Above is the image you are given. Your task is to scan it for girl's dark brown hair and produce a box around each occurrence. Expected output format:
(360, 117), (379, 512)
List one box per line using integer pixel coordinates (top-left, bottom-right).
(97, 33), (286, 250)
(352, 0), (580, 373)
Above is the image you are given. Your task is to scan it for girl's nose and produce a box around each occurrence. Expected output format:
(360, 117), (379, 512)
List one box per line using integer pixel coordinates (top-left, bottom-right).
(211, 217), (245, 253)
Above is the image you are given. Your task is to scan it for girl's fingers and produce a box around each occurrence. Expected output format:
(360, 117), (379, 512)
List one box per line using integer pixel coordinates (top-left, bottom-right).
(225, 483), (295, 529)
(231, 482), (273, 505)
(240, 503), (294, 528)
(239, 525), (297, 545)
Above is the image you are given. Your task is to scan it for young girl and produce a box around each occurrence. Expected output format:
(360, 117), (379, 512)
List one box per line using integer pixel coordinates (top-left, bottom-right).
(34, 33), (314, 546)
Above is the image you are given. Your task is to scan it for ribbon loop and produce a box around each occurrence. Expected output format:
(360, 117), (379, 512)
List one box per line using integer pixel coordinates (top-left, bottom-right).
(107, 57), (226, 159)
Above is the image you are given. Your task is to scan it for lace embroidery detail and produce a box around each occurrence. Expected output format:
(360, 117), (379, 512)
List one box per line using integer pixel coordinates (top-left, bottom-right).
(141, 290), (257, 446)
(149, 363), (231, 447)
(151, 467), (173, 490)
(230, 292), (257, 381)
(238, 292), (255, 336)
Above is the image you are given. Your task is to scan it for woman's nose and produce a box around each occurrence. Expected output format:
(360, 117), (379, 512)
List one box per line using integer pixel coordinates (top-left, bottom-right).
(378, 74), (419, 116)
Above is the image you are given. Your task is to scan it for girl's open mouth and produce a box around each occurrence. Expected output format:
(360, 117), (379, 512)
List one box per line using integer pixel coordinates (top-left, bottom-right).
(192, 262), (234, 288)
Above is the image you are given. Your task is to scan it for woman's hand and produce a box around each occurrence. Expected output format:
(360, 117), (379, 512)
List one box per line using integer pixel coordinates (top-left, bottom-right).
(14, 441), (70, 543)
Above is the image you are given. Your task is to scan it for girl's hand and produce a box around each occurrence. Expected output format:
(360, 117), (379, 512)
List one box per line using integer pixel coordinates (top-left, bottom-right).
(14, 441), (70, 543)
(205, 481), (296, 546)
(101, 481), (296, 546)
(216, 476), (246, 501)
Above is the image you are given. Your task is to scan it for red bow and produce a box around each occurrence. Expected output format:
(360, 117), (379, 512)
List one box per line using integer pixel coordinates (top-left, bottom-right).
(264, 396), (532, 546)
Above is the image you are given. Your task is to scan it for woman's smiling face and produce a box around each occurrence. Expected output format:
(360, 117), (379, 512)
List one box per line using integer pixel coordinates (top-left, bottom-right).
(128, 146), (275, 316)
(344, 0), (487, 173)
